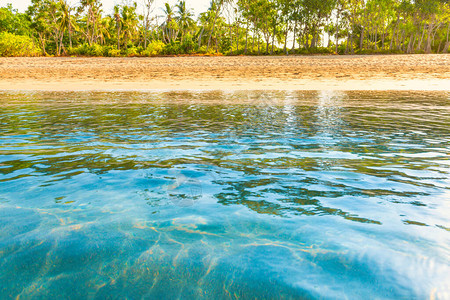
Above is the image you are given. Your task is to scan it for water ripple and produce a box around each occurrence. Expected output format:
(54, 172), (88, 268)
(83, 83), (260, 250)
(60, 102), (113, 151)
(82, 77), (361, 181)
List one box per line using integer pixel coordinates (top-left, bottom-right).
(0, 91), (449, 298)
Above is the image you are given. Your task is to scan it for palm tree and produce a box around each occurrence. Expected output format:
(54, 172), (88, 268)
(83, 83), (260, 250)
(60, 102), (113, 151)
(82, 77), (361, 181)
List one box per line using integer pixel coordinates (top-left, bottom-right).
(114, 5), (122, 49)
(161, 2), (178, 43)
(97, 15), (112, 45)
(207, 0), (221, 51)
(143, 0), (155, 48)
(80, 0), (103, 45)
(58, 0), (77, 48)
(197, 2), (216, 47)
(175, 1), (195, 40)
(46, 0), (65, 55)
(27, 0), (52, 54)
(121, 3), (139, 48)
(207, 0), (234, 51)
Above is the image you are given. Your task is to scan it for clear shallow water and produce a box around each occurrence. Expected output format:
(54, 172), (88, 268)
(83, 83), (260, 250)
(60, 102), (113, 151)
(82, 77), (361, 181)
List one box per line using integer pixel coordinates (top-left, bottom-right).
(0, 90), (449, 299)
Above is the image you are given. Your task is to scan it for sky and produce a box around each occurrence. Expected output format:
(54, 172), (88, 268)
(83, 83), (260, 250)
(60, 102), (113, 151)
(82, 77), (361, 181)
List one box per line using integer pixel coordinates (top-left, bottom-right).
(2, 0), (210, 18)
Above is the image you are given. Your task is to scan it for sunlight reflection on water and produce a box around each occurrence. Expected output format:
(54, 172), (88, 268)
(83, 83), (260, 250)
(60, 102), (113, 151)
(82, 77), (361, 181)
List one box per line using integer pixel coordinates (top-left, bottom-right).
(0, 90), (449, 299)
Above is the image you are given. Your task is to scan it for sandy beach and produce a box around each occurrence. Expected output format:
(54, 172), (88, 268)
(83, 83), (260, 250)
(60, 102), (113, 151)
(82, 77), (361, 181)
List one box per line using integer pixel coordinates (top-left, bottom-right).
(0, 54), (449, 91)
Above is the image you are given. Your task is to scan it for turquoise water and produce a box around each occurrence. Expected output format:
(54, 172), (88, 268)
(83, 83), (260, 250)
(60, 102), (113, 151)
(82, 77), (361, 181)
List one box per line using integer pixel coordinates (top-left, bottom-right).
(0, 90), (449, 299)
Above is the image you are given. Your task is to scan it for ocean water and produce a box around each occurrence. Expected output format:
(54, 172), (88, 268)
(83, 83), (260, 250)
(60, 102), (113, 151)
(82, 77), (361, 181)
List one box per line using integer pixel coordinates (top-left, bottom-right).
(0, 90), (449, 299)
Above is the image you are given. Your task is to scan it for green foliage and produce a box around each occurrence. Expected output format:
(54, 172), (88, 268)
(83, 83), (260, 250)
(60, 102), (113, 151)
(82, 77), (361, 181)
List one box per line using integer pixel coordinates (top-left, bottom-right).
(0, 32), (40, 56)
(180, 33), (197, 54)
(2, 0), (450, 56)
(295, 47), (335, 55)
(126, 46), (139, 57)
(142, 40), (165, 56)
(336, 44), (348, 55)
(68, 43), (105, 56)
(356, 49), (404, 55)
(107, 48), (122, 57)
(163, 42), (182, 55)
(0, 4), (31, 36)
(220, 36), (232, 53)
(197, 45), (212, 54)
(90, 44), (104, 56)
(102, 45), (121, 57)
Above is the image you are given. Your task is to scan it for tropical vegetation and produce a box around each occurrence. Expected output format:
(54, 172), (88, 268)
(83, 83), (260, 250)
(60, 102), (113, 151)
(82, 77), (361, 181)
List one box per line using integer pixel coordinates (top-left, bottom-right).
(0, 0), (449, 57)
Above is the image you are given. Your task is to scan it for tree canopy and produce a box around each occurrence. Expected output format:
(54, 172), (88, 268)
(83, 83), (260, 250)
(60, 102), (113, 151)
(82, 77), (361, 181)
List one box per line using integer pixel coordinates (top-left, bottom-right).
(1, 0), (449, 56)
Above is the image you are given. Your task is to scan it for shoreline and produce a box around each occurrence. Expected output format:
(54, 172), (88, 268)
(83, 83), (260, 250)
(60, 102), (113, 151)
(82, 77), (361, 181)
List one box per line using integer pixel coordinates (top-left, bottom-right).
(1, 55), (449, 91)
(1, 78), (449, 91)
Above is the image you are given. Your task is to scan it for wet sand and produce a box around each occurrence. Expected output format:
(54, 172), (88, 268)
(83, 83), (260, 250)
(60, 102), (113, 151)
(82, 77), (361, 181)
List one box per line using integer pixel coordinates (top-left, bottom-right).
(0, 55), (449, 91)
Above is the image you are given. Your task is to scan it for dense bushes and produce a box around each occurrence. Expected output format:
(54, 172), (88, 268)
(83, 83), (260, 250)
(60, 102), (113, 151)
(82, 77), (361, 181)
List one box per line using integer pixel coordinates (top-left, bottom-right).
(65, 39), (205, 57)
(0, 4), (31, 36)
(68, 43), (104, 56)
(2, 0), (450, 57)
(142, 41), (165, 56)
(0, 32), (40, 56)
(0, 32), (339, 57)
(294, 47), (336, 55)
(62, 42), (417, 57)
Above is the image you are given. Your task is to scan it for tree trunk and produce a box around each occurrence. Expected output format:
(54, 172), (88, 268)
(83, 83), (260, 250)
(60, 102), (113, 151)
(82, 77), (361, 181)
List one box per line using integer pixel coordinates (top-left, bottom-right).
(311, 25), (316, 49)
(412, 32), (419, 53)
(252, 27), (255, 53)
(366, 24), (371, 50)
(215, 32), (219, 53)
(258, 32), (260, 55)
(443, 23), (450, 53)
(374, 25), (378, 50)
(397, 29), (404, 51)
(291, 20), (297, 53)
(407, 33), (414, 53)
(229, 24), (233, 55)
(39, 33), (47, 55)
(117, 27), (121, 50)
(207, 4), (221, 51)
(86, 10), (90, 45)
(236, 22), (240, 54)
(345, 33), (349, 54)
(430, 23), (441, 53)
(443, 41), (450, 53)
(327, 28), (331, 47)
(54, 29), (61, 56)
(390, 16), (399, 51)
(198, 26), (205, 48)
(59, 32), (64, 55)
(359, 25), (364, 50)
(359, 7), (366, 50)
(271, 29), (274, 55)
(144, 21), (148, 48)
(335, 9), (340, 54)
(349, 22), (354, 54)
(68, 14), (73, 48)
(400, 30), (406, 52)
(244, 20), (249, 54)
(417, 23), (426, 52)
(425, 22), (434, 53)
